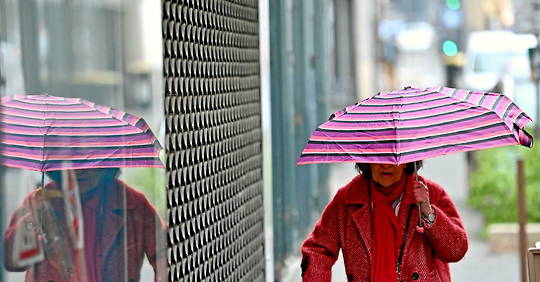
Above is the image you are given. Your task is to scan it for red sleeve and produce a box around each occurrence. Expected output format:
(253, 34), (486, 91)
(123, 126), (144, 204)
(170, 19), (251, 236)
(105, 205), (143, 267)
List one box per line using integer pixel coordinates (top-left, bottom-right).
(300, 189), (343, 282)
(423, 181), (469, 262)
(140, 195), (167, 282)
(3, 192), (39, 271)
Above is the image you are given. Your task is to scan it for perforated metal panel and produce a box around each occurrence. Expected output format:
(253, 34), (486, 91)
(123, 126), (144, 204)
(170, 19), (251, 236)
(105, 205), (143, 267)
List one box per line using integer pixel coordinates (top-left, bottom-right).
(162, 0), (264, 281)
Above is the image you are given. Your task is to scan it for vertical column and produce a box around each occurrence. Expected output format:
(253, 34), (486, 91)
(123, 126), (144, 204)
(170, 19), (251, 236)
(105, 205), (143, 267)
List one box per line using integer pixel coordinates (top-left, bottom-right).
(163, 0), (265, 281)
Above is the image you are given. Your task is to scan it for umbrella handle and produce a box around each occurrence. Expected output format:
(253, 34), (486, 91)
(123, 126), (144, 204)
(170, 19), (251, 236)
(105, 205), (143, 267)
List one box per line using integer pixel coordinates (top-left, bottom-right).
(417, 204), (424, 223)
(414, 162), (425, 233)
(414, 161), (419, 182)
(416, 203), (425, 233)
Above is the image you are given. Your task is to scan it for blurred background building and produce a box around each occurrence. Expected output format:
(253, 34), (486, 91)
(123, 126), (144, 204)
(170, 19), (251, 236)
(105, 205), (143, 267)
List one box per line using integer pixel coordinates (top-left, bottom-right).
(1, 0), (540, 281)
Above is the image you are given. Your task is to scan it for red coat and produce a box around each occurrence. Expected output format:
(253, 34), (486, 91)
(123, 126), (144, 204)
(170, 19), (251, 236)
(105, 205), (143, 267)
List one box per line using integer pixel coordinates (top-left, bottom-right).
(301, 174), (468, 282)
(4, 180), (167, 282)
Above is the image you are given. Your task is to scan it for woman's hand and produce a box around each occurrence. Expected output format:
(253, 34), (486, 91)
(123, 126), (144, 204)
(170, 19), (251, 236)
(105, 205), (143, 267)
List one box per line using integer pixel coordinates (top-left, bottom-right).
(413, 181), (433, 217)
(33, 188), (63, 204)
(28, 188), (64, 213)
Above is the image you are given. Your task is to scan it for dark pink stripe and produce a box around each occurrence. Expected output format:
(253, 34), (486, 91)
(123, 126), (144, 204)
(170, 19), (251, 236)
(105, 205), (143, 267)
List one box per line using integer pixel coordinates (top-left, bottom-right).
(4, 152), (159, 161)
(515, 113), (533, 128)
(3, 133), (155, 145)
(467, 91), (486, 104)
(494, 97), (512, 115)
(367, 92), (443, 104)
(397, 136), (517, 163)
(2, 158), (43, 171)
(313, 122), (508, 142)
(42, 159), (164, 171)
(321, 114), (500, 132)
(307, 124), (510, 146)
(451, 89), (470, 100)
(350, 97), (463, 113)
(338, 104), (485, 120)
(2, 158), (164, 172)
(480, 94), (499, 109)
(331, 111), (494, 128)
(298, 136), (517, 165)
(304, 128), (512, 152)
(3, 139), (156, 147)
(2, 108), (110, 119)
(3, 146), (158, 157)
(3, 101), (91, 111)
(297, 155), (399, 165)
(3, 125), (142, 135)
(2, 115), (126, 126)
(14, 95), (79, 104)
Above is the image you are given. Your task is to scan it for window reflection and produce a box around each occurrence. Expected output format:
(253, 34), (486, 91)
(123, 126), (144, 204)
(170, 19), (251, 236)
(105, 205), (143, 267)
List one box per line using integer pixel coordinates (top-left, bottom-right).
(1, 0), (166, 281)
(4, 169), (167, 281)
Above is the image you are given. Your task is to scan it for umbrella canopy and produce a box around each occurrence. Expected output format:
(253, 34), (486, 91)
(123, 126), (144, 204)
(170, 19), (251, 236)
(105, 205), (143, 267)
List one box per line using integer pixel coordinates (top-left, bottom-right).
(1, 94), (164, 171)
(297, 86), (534, 165)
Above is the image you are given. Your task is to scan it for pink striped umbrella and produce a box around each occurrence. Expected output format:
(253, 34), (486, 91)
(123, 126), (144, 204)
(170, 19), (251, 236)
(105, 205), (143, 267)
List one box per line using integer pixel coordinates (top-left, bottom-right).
(297, 86), (534, 165)
(1, 94), (164, 171)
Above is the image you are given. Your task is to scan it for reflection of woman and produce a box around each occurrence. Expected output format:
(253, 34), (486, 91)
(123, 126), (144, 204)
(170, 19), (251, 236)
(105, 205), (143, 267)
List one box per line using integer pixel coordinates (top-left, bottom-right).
(301, 162), (468, 282)
(4, 168), (166, 282)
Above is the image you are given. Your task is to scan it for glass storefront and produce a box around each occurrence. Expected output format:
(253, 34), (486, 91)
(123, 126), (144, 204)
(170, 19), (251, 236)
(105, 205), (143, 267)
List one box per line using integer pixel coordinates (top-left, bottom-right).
(0, 0), (167, 281)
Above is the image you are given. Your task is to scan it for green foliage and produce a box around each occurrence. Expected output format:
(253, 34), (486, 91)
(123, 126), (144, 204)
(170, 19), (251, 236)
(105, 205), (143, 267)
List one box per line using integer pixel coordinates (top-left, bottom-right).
(468, 142), (540, 225)
(121, 167), (166, 218)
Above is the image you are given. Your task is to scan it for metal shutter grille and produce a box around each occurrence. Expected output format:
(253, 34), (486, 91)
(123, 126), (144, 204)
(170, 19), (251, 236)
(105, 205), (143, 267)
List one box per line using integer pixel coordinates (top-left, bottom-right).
(162, 0), (264, 281)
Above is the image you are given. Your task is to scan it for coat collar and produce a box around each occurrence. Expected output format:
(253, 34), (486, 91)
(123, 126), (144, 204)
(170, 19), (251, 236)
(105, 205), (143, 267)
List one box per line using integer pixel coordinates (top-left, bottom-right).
(44, 179), (138, 266)
(44, 179), (138, 210)
(344, 173), (423, 260)
(343, 173), (421, 207)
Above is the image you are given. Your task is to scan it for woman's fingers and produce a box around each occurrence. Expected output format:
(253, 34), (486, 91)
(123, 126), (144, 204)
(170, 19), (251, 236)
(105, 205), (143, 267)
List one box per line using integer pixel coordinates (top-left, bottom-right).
(413, 181), (433, 215)
(34, 188), (64, 201)
(413, 181), (429, 203)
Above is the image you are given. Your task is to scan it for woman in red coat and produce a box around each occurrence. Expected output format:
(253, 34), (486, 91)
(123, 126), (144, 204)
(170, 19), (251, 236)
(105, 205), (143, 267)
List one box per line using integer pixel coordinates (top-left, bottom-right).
(301, 162), (468, 282)
(4, 168), (167, 282)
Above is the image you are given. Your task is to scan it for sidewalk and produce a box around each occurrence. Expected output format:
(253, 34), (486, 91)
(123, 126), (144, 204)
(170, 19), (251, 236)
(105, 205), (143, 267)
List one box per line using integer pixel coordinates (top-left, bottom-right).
(280, 163), (353, 282)
(423, 154), (518, 282)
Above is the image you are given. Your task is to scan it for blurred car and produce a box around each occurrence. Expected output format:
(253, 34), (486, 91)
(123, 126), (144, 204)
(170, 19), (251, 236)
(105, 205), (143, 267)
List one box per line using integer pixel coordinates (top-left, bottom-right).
(463, 31), (538, 121)
(499, 74), (537, 121)
(498, 34), (538, 121)
(463, 30), (537, 91)
(395, 22), (436, 52)
(463, 30), (516, 92)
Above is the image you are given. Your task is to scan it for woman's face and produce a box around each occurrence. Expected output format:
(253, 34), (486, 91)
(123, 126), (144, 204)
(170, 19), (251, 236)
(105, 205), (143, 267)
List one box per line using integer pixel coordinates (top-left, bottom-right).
(370, 163), (406, 187)
(74, 169), (101, 192)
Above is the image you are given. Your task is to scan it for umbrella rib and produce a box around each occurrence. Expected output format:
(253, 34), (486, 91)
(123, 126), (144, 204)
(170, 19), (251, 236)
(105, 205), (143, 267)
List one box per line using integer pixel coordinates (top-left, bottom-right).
(297, 86), (534, 166)
(41, 97), (48, 171)
(1, 95), (164, 171)
(444, 90), (524, 144)
(2, 104), (97, 113)
(308, 121), (507, 144)
(322, 131), (354, 161)
(301, 133), (515, 158)
(331, 106), (482, 123)
(320, 112), (495, 132)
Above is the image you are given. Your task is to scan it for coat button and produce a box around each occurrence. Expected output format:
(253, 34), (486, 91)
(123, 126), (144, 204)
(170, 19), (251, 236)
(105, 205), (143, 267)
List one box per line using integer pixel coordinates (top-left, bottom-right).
(412, 272), (420, 280)
(347, 274), (354, 280)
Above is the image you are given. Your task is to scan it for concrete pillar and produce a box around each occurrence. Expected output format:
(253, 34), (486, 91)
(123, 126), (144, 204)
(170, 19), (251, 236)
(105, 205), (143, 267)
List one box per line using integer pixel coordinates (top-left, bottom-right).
(352, 0), (378, 99)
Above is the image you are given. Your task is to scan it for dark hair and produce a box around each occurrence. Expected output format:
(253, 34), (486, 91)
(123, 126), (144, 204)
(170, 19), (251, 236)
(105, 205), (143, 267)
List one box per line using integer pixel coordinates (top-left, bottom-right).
(354, 161), (423, 177)
(45, 168), (120, 187)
